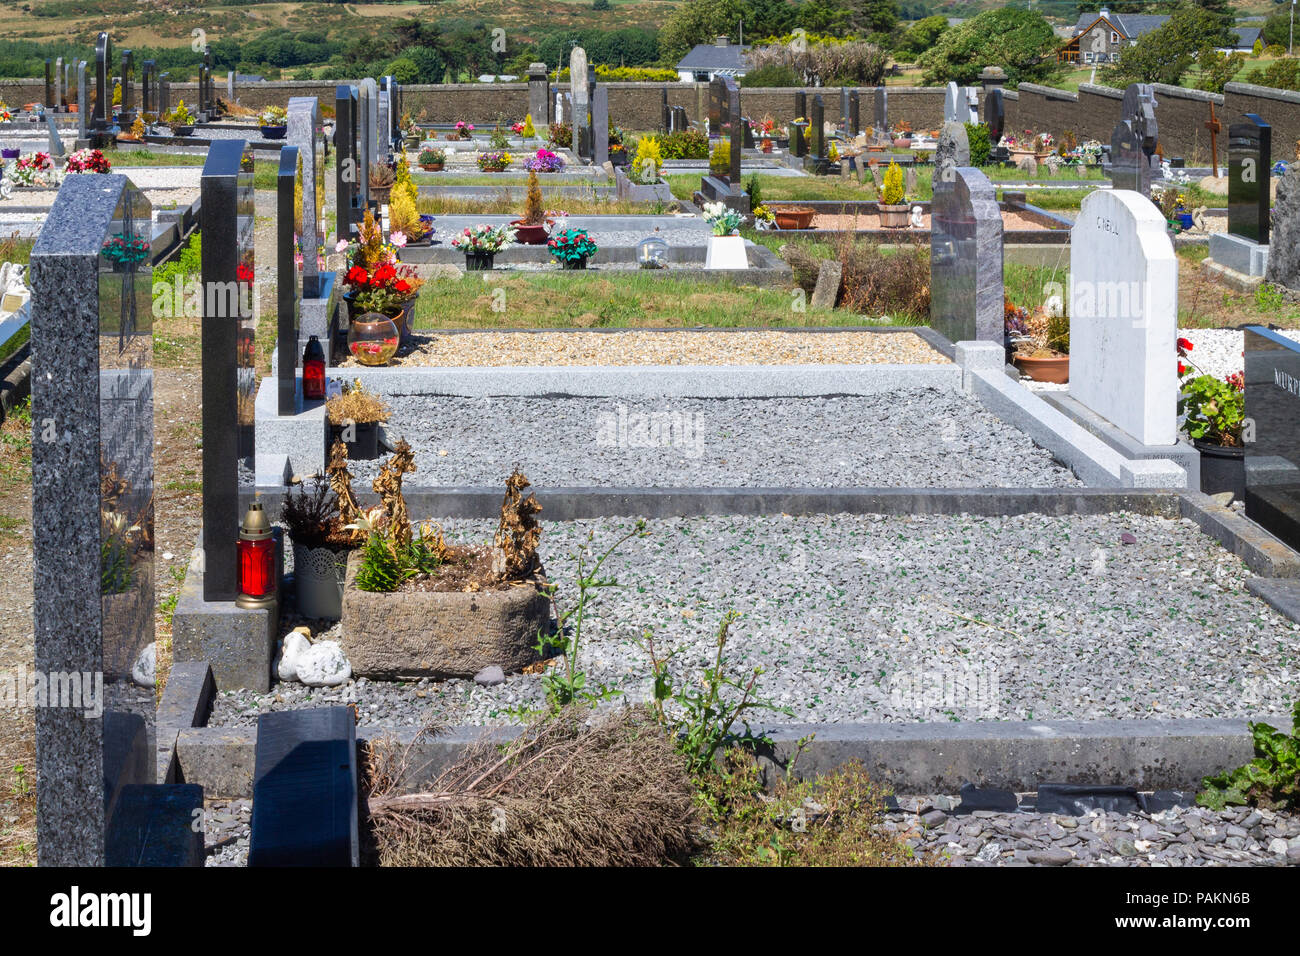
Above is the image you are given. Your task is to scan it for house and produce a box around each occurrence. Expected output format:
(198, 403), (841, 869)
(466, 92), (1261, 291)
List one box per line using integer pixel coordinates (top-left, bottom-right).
(675, 36), (749, 83)
(1058, 9), (1170, 65)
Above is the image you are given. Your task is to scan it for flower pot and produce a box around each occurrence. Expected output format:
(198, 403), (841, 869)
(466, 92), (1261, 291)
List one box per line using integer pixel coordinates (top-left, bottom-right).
(346, 313), (400, 367)
(465, 251), (495, 271)
(761, 138), (773, 154)
(892, 138), (912, 148)
(1013, 353), (1070, 384)
(329, 419), (381, 460)
(260, 125), (287, 140)
(704, 234), (748, 270)
(0, 149), (17, 160)
(877, 203), (911, 229)
(611, 150), (628, 166)
(560, 256), (588, 270)
(293, 543), (350, 620)
(171, 125), (194, 137)
(773, 207), (815, 230)
(370, 185), (392, 205)
(1195, 440), (1246, 500)
(511, 221), (551, 245)
(420, 162), (444, 172)
(1178, 212), (1194, 229)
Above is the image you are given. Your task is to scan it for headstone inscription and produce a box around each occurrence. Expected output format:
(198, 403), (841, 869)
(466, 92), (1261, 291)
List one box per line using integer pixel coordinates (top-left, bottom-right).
(929, 167), (1003, 344)
(200, 140), (257, 601)
(277, 146), (302, 416)
(1069, 189), (1178, 446)
(335, 85), (358, 239)
(1243, 326), (1300, 551)
(31, 173), (163, 864)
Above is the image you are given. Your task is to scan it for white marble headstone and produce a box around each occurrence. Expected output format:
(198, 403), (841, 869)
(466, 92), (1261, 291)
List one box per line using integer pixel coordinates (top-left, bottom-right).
(944, 82), (961, 124)
(1069, 190), (1178, 446)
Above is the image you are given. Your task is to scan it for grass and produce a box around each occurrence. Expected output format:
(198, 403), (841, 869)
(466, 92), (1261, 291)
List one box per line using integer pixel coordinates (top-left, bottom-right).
(667, 173), (887, 203)
(409, 271), (875, 330)
(0, 398), (31, 489)
(416, 194), (673, 217)
(107, 149), (206, 167)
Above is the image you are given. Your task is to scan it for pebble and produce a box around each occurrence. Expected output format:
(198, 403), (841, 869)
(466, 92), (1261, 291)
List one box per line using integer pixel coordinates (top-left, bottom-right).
(474, 665), (505, 687)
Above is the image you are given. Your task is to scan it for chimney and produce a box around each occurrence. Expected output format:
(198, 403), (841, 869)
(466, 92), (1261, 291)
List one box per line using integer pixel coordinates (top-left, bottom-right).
(1099, 7), (1110, 18)
(715, 35), (730, 47)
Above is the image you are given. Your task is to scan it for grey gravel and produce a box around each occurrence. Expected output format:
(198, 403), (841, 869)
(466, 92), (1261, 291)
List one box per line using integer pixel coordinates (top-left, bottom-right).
(203, 800), (251, 868)
(351, 389), (1082, 489)
(211, 510), (1299, 728)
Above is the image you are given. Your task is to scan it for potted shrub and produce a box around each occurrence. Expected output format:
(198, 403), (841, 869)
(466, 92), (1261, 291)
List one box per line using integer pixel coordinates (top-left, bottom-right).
(548, 227), (597, 269)
(702, 201), (746, 270)
(511, 170), (553, 244)
(418, 146), (446, 171)
(339, 456), (551, 680)
(402, 115), (421, 149)
(389, 168), (432, 247)
(326, 379), (390, 459)
(548, 121), (573, 149)
(892, 120), (913, 149)
(368, 161), (396, 204)
(451, 223), (515, 270)
(338, 210), (425, 344)
(282, 465), (362, 620)
(260, 106), (288, 140)
(1178, 339), (1246, 498)
(877, 160), (910, 228)
(523, 147), (564, 173)
(166, 101), (195, 136)
(117, 116), (145, 143)
(1009, 298), (1070, 383)
(477, 150), (511, 172)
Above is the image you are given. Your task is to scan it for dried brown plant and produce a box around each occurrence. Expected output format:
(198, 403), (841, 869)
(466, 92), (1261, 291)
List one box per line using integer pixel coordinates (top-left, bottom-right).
(326, 439), (364, 537)
(372, 439), (416, 552)
(492, 469), (542, 582)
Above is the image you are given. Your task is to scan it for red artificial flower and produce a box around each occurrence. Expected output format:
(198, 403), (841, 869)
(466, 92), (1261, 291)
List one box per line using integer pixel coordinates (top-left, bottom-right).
(372, 263), (396, 284)
(1177, 337), (1193, 354)
(347, 266), (369, 284)
(1178, 361), (1187, 376)
(393, 279), (411, 294)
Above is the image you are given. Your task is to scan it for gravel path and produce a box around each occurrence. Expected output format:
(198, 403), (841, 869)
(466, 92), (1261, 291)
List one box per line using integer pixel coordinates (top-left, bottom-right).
(349, 389), (1081, 489)
(212, 511), (1299, 727)
(340, 329), (948, 369)
(201, 794), (1300, 867)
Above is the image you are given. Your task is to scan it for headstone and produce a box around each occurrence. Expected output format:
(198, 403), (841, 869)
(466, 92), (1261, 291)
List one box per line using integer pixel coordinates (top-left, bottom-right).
(287, 97), (324, 296)
(848, 89), (860, 138)
(1227, 114), (1270, 245)
(76, 61), (88, 140)
(811, 260), (842, 309)
(44, 58), (53, 109)
(873, 86), (886, 138)
(741, 114), (754, 150)
(841, 86), (851, 134)
(661, 86), (670, 133)
(1243, 325), (1300, 550)
(141, 60), (154, 116)
(930, 167), (1003, 344)
(200, 140), (257, 600)
(985, 88), (1005, 145)
(592, 84), (609, 166)
(708, 76), (725, 137)
(53, 57), (63, 111)
(810, 94), (825, 158)
(197, 64), (209, 118)
(276, 146), (301, 416)
(1120, 83), (1159, 182)
(964, 87), (979, 124)
(794, 89), (806, 125)
(670, 105), (687, 133)
(31, 173), (159, 863)
(158, 71), (171, 117)
(119, 49), (135, 128)
(1109, 120), (1148, 193)
(376, 87), (391, 163)
(935, 121), (971, 187)
(93, 32), (111, 132)
(228, 70), (236, 105)
(727, 82), (742, 184)
(335, 85), (360, 239)
(44, 112), (65, 160)
(944, 81), (962, 123)
(529, 63), (549, 127)
(358, 78), (377, 207)
(1266, 165), (1300, 289)
(570, 47), (589, 154)
(1069, 189), (1178, 446)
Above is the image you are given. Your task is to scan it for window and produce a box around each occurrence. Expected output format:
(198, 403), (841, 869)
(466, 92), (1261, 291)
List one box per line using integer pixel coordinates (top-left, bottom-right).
(1084, 52), (1094, 63)
(1111, 31), (1119, 43)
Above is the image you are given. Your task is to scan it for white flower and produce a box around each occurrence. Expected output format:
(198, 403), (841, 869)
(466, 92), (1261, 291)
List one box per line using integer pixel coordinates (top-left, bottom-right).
(335, 239), (349, 253)
(389, 231), (407, 247)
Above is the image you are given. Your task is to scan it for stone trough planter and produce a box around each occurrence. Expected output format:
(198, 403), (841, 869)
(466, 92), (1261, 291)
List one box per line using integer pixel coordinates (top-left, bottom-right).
(339, 552), (550, 679)
(614, 167), (676, 203)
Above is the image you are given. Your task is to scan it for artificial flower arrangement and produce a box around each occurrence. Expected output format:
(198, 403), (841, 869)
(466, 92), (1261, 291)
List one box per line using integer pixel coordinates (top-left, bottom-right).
(477, 150), (511, 172)
(101, 234), (150, 265)
(65, 148), (111, 174)
(450, 223), (516, 255)
(260, 106), (287, 126)
(0, 105), (11, 123)
(523, 148), (564, 172)
(751, 116), (777, 138)
(751, 204), (776, 228)
(454, 120), (475, 139)
(547, 227), (597, 263)
(337, 211), (425, 313)
(1177, 337), (1245, 447)
(8, 151), (55, 187)
(702, 201), (743, 237)
(511, 120), (527, 135)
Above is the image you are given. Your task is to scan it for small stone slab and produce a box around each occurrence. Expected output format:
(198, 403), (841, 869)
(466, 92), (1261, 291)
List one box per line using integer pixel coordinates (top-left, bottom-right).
(106, 784), (205, 867)
(810, 260), (842, 310)
(249, 707), (358, 867)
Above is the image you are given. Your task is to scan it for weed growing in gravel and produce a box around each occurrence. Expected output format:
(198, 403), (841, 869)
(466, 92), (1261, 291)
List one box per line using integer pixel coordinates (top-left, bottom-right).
(1198, 700), (1300, 811)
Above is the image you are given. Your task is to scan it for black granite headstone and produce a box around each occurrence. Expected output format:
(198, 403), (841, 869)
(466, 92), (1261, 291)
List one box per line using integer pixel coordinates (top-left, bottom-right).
(848, 89), (860, 137)
(335, 85), (360, 240)
(661, 86), (670, 133)
(119, 49), (135, 128)
(44, 58), (53, 109)
(1228, 113), (1271, 245)
(93, 32), (111, 132)
(141, 60), (154, 116)
(727, 82), (742, 184)
(277, 147), (302, 416)
(985, 88), (1004, 143)
(158, 71), (170, 116)
(200, 140), (256, 601)
(1244, 326), (1300, 551)
(249, 708), (359, 867)
(810, 94), (825, 159)
(31, 174), (159, 863)
(708, 76), (725, 138)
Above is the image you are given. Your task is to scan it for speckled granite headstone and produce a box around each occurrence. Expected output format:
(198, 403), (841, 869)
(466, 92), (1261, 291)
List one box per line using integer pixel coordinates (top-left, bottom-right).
(335, 85), (360, 240)
(358, 78), (378, 206)
(592, 85), (609, 166)
(930, 166), (1003, 344)
(277, 146), (302, 416)
(935, 121), (970, 187)
(376, 88), (390, 162)
(287, 97), (323, 291)
(76, 61), (88, 139)
(31, 173), (156, 864)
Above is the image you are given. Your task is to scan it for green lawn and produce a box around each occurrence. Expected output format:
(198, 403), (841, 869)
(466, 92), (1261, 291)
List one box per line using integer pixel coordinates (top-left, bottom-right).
(107, 150), (206, 167)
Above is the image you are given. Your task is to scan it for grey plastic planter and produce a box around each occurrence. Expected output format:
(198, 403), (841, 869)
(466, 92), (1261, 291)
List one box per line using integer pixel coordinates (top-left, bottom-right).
(293, 543), (350, 620)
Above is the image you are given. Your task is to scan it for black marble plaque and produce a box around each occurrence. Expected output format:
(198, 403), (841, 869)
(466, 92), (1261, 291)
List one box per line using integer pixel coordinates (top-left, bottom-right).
(1228, 114), (1271, 245)
(200, 140), (256, 601)
(1244, 326), (1300, 551)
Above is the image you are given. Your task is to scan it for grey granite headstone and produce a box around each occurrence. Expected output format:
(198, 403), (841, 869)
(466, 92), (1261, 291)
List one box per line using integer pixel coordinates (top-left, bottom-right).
(570, 47), (588, 149)
(1109, 120), (1147, 193)
(873, 86), (886, 135)
(200, 140), (257, 600)
(935, 121), (970, 187)
(358, 79), (377, 208)
(930, 166), (1003, 344)
(1228, 113), (1271, 245)
(44, 113), (65, 160)
(277, 146), (302, 416)
(1266, 166), (1300, 289)
(53, 57), (63, 111)
(335, 85), (359, 239)
(76, 62), (88, 139)
(528, 63), (549, 126)
(811, 260), (842, 309)
(593, 85), (609, 166)
(32, 173), (157, 864)
(159, 71), (170, 117)
(287, 97), (323, 294)
(228, 70), (236, 104)
(119, 49), (135, 127)
(1243, 326), (1300, 548)
(944, 81), (961, 123)
(1121, 83), (1159, 180)
(671, 105), (687, 133)
(376, 88), (391, 162)
(93, 32), (111, 132)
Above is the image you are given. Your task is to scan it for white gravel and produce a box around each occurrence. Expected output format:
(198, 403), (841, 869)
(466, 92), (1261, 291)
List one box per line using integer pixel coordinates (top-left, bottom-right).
(210, 511), (1300, 728)
(354, 389), (1082, 489)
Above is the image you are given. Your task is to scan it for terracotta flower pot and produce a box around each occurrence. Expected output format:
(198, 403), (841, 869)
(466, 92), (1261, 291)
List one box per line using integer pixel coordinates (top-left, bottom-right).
(420, 162), (444, 172)
(893, 138), (912, 148)
(511, 221), (552, 245)
(1014, 353), (1069, 383)
(773, 207), (815, 230)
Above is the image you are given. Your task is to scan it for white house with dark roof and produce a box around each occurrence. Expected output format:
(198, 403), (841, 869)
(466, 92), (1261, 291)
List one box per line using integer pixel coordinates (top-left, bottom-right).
(675, 35), (749, 83)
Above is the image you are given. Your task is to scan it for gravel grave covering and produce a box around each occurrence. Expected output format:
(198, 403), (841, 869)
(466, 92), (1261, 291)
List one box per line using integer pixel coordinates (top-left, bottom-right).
(348, 389), (1080, 489)
(341, 329), (949, 368)
(201, 795), (1300, 867)
(211, 511), (1299, 728)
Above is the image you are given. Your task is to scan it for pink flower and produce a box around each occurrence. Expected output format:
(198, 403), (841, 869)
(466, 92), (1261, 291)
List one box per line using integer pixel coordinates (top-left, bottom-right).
(335, 239), (349, 253)
(389, 231), (407, 248)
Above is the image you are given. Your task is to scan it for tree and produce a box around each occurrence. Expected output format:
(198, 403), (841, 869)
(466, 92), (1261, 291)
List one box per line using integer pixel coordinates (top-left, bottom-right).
(659, 0), (749, 61)
(896, 14), (947, 58)
(1105, 4), (1226, 87)
(918, 8), (1061, 87)
(1195, 47), (1244, 93)
(848, 0), (898, 35)
(797, 0), (853, 34)
(1261, 7), (1293, 50)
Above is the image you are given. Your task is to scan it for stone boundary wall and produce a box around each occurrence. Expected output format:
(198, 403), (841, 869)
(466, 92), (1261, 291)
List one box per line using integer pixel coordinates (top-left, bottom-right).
(4, 74), (1300, 164)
